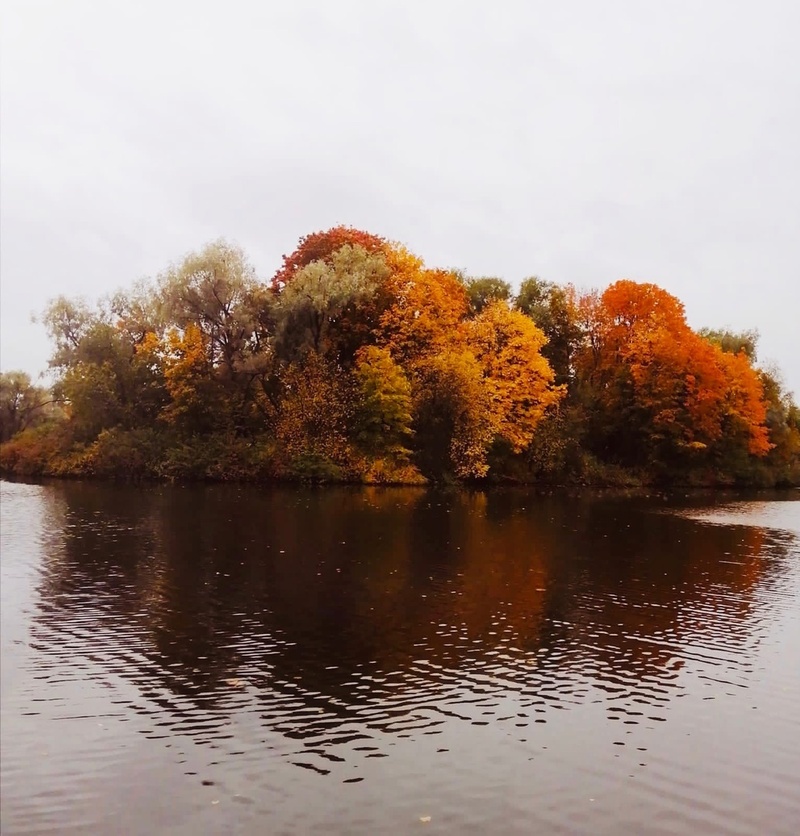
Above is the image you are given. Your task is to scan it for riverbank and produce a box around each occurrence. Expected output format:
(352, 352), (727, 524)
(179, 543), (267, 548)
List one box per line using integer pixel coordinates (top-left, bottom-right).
(2, 426), (796, 489)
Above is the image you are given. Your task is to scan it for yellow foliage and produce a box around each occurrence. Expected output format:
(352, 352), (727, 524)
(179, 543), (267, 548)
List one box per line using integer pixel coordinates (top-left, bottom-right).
(467, 303), (564, 452)
(162, 325), (215, 430)
(379, 268), (469, 365)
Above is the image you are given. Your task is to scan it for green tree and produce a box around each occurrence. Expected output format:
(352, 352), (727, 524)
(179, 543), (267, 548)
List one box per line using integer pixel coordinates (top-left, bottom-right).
(43, 298), (168, 440)
(0, 372), (53, 442)
(275, 244), (389, 361)
(160, 240), (269, 379)
(699, 328), (759, 361)
(515, 278), (582, 386)
(159, 240), (278, 430)
(353, 346), (413, 458)
(461, 276), (512, 315)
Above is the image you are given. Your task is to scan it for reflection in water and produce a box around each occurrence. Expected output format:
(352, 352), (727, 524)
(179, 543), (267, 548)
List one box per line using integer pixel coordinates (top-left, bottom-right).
(2, 482), (799, 835)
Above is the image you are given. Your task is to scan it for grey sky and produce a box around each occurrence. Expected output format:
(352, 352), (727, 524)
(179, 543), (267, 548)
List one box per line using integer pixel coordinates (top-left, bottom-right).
(2, 0), (798, 393)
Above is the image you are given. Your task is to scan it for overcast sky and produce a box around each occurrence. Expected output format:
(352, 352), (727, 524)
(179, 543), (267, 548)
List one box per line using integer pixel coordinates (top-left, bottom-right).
(2, 0), (798, 393)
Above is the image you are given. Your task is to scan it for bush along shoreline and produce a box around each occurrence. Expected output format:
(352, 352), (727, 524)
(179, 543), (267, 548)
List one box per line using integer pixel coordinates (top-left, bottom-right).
(2, 227), (798, 488)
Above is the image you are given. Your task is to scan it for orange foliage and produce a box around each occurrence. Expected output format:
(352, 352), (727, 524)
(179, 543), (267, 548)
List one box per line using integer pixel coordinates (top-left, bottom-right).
(578, 280), (771, 461)
(379, 267), (469, 365)
(714, 347), (771, 456)
(275, 354), (355, 470)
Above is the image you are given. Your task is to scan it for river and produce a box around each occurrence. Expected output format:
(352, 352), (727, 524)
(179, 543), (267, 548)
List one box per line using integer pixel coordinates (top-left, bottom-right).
(1, 480), (799, 834)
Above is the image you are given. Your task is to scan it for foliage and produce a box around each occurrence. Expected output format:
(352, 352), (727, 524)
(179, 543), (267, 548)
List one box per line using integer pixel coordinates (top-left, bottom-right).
(162, 324), (220, 434)
(413, 349), (494, 478)
(573, 280), (774, 476)
(515, 278), (583, 386)
(699, 328), (759, 361)
(0, 371), (54, 442)
(272, 226), (388, 291)
(1, 231), (797, 487)
(275, 353), (356, 475)
(467, 302), (564, 453)
(461, 276), (512, 314)
(379, 267), (469, 365)
(275, 244), (389, 362)
(0, 423), (70, 476)
(353, 346), (413, 459)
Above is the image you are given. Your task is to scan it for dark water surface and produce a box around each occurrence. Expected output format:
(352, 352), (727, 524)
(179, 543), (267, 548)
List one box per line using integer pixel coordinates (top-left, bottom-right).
(2, 481), (799, 835)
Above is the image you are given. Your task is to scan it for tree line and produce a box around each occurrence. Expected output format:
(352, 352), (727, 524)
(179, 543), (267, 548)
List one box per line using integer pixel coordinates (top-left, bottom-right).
(2, 226), (798, 486)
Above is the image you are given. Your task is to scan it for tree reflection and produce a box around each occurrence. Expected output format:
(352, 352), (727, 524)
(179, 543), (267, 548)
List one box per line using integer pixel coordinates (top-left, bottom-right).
(31, 483), (790, 748)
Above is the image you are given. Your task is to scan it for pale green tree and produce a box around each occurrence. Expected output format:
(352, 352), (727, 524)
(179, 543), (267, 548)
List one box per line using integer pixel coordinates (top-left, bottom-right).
(275, 244), (389, 360)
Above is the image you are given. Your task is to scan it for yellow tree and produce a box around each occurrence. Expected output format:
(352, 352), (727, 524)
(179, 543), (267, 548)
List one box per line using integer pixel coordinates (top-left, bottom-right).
(378, 265), (469, 366)
(467, 302), (564, 452)
(413, 349), (494, 478)
(162, 324), (219, 434)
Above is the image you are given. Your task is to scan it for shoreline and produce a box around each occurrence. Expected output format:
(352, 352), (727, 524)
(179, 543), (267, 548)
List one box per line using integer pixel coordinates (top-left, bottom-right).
(3, 469), (797, 492)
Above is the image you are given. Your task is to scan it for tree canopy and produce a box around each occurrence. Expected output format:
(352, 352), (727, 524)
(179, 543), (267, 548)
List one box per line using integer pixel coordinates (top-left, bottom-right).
(1, 229), (796, 487)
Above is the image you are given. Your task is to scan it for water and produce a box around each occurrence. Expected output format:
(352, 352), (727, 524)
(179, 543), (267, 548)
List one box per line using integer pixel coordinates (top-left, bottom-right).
(1, 481), (799, 835)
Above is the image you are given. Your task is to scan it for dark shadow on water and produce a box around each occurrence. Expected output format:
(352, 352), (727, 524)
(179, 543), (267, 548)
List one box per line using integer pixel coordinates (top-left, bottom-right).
(24, 482), (796, 760)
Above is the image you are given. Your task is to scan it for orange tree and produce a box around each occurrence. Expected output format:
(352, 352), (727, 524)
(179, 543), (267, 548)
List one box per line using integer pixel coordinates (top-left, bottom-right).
(576, 280), (770, 473)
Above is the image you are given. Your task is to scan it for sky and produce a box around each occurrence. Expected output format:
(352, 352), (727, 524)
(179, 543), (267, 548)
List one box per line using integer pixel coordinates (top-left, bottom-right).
(1, 0), (799, 393)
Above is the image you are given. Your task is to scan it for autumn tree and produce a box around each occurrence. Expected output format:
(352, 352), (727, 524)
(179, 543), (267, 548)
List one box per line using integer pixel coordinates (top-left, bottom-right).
(467, 302), (563, 453)
(159, 240), (277, 430)
(41, 296), (98, 370)
(274, 244), (390, 363)
(712, 345), (771, 458)
(352, 346), (413, 459)
(275, 353), (356, 478)
(272, 226), (388, 291)
(575, 281), (713, 465)
(42, 297), (167, 439)
(758, 368), (800, 483)
(109, 280), (165, 346)
(160, 240), (269, 379)
(413, 350), (494, 478)
(161, 324), (220, 434)
(575, 280), (771, 473)
(379, 266), (470, 366)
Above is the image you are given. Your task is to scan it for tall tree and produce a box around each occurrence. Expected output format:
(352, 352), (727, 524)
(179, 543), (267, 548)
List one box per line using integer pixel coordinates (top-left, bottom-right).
(516, 278), (583, 387)
(275, 244), (389, 362)
(461, 276), (512, 314)
(699, 328), (759, 361)
(467, 302), (563, 453)
(272, 226), (388, 291)
(575, 280), (771, 470)
(160, 240), (267, 380)
(379, 267), (469, 366)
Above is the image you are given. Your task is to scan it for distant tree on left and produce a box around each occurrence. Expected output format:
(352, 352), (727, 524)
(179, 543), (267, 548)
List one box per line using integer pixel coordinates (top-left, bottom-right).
(0, 372), (52, 442)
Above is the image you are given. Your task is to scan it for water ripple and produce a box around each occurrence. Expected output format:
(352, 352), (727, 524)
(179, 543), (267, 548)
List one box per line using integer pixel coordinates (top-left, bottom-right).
(2, 482), (799, 834)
